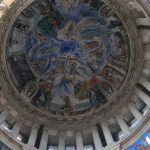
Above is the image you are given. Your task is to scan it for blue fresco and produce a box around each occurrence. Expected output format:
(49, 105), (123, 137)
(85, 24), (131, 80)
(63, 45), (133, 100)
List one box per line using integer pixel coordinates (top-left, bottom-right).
(125, 128), (150, 150)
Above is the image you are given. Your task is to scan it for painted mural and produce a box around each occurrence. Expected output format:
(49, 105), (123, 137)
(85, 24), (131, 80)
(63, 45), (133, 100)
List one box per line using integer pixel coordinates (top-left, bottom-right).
(6, 0), (130, 116)
(125, 127), (150, 150)
(0, 140), (13, 150)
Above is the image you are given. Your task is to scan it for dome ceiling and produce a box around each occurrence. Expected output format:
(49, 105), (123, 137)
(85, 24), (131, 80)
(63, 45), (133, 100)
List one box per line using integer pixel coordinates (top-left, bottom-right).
(5, 0), (131, 116)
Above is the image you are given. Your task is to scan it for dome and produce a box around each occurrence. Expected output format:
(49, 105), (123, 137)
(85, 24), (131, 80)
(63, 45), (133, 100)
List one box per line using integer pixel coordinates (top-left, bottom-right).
(0, 0), (149, 150)
(5, 0), (131, 117)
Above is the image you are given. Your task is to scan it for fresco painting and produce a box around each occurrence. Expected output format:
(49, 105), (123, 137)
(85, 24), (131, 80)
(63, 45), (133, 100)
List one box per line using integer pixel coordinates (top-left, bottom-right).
(125, 128), (150, 150)
(6, 0), (130, 116)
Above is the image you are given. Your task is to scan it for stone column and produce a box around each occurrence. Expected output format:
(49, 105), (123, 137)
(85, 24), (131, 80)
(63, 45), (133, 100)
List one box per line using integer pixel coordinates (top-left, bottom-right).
(135, 88), (150, 107)
(101, 121), (114, 145)
(116, 115), (130, 135)
(139, 78), (150, 92)
(140, 30), (150, 44)
(142, 68), (150, 79)
(58, 132), (65, 150)
(136, 18), (150, 26)
(76, 132), (84, 150)
(28, 124), (39, 147)
(144, 45), (150, 71)
(11, 119), (22, 138)
(128, 103), (143, 122)
(145, 62), (150, 70)
(91, 126), (103, 150)
(0, 109), (9, 125)
(144, 45), (150, 62)
(39, 127), (49, 150)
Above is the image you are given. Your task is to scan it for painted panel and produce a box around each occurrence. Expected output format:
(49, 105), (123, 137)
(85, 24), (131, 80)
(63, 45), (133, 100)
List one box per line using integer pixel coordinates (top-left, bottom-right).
(6, 0), (130, 116)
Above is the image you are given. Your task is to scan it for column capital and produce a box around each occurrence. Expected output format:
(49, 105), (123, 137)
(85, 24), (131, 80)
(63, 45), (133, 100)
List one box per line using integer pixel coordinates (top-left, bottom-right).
(32, 124), (40, 130)
(91, 126), (97, 132)
(127, 102), (134, 108)
(59, 131), (65, 138)
(128, 103), (143, 122)
(16, 117), (23, 123)
(76, 131), (82, 137)
(101, 121), (108, 127)
(116, 114), (123, 118)
(143, 68), (150, 76)
(135, 88), (150, 107)
(115, 114), (130, 135)
(139, 78), (150, 91)
(0, 108), (9, 125)
(43, 127), (49, 132)
(139, 77), (147, 84)
(14, 119), (23, 126)
(131, 94), (139, 102)
(116, 115), (125, 122)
